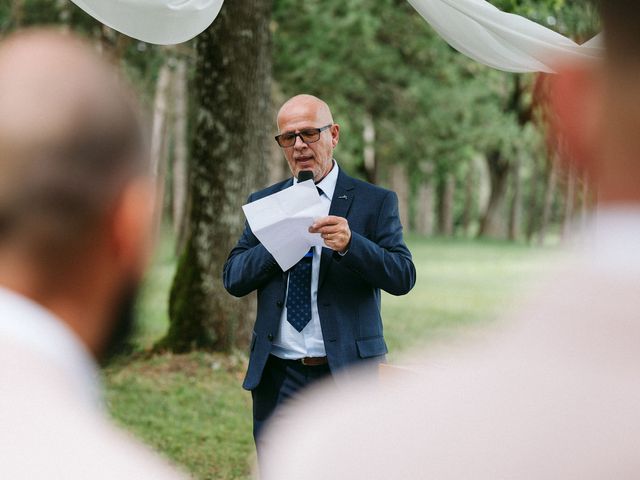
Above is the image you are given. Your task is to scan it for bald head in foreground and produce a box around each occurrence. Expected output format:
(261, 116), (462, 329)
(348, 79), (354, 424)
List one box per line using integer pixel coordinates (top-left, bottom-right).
(0, 30), (185, 479)
(261, 2), (640, 479)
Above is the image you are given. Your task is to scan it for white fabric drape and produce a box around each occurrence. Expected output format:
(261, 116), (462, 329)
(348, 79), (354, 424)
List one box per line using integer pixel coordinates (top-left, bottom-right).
(408, 0), (603, 73)
(67, 0), (602, 72)
(69, 0), (224, 45)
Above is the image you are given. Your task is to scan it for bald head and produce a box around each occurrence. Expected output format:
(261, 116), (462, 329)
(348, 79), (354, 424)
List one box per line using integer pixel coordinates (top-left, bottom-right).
(0, 29), (147, 269)
(277, 94), (334, 130)
(276, 94), (340, 182)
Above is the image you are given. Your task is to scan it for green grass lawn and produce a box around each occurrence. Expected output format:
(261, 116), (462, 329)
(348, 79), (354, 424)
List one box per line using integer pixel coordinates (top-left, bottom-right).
(104, 233), (553, 479)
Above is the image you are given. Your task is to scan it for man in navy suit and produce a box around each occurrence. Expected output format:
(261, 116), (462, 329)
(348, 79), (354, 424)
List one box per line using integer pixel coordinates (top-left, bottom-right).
(223, 94), (416, 448)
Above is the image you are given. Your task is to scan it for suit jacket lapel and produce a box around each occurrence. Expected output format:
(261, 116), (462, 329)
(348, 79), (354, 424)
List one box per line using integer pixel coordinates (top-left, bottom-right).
(319, 170), (355, 288)
(281, 178), (294, 190)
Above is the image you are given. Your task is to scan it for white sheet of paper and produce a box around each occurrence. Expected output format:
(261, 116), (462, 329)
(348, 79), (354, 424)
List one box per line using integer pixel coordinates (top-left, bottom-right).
(242, 180), (325, 271)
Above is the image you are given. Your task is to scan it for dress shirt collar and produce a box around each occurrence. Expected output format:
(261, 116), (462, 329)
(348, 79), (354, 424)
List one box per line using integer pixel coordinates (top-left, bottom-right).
(0, 286), (102, 408)
(294, 160), (339, 201)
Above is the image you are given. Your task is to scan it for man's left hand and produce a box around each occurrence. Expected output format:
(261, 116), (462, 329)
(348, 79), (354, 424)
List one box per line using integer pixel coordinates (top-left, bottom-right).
(309, 216), (351, 253)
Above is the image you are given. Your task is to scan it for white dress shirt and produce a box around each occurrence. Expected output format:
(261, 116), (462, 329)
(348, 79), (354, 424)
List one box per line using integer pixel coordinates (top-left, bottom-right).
(271, 161), (340, 359)
(0, 286), (101, 408)
(0, 286), (187, 479)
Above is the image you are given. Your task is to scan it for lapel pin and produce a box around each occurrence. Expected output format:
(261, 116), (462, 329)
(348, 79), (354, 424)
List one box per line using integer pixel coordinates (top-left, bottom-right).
(338, 195), (348, 200)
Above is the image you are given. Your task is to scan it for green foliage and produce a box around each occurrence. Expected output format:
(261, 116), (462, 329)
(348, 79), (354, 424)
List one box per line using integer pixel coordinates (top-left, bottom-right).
(274, 0), (595, 237)
(496, 0), (600, 40)
(2, 0), (600, 238)
(105, 352), (254, 480)
(384, 234), (554, 355)
(273, 0), (598, 196)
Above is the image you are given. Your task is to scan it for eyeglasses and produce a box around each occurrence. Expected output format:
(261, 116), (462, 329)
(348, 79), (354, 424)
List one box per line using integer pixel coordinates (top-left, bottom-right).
(274, 124), (332, 148)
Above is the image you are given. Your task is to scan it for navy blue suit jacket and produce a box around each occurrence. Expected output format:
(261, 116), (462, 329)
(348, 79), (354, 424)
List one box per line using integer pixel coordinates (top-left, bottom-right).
(223, 169), (416, 390)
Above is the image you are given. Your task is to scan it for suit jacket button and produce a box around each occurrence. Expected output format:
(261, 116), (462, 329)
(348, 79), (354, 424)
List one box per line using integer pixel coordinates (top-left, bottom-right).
(268, 334), (274, 342)
(276, 301), (283, 308)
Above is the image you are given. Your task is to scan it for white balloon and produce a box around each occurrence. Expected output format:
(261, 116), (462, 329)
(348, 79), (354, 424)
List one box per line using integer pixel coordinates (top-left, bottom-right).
(69, 0), (224, 45)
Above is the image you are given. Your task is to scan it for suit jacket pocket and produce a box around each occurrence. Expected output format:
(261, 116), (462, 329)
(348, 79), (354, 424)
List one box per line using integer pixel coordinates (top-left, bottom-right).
(356, 336), (388, 359)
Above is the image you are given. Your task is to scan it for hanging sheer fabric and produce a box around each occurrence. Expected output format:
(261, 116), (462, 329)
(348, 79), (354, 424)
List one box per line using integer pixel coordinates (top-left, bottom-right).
(68, 0), (602, 71)
(69, 0), (224, 45)
(407, 0), (603, 73)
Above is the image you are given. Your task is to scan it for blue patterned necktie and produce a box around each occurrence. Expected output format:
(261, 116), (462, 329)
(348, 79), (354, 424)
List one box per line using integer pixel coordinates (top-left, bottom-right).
(286, 249), (313, 332)
(285, 186), (323, 332)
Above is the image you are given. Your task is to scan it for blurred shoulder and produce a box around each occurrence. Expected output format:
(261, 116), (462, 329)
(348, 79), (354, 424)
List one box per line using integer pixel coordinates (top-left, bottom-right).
(1, 388), (188, 479)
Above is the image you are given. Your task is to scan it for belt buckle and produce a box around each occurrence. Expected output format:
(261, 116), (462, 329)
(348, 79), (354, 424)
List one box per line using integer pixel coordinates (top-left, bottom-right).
(300, 357), (311, 366)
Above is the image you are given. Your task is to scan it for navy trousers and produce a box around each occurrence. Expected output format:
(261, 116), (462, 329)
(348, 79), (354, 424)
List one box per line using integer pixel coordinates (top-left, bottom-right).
(252, 355), (331, 454)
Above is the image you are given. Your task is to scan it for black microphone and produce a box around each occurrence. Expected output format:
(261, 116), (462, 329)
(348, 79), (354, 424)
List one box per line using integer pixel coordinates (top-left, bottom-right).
(298, 170), (314, 183)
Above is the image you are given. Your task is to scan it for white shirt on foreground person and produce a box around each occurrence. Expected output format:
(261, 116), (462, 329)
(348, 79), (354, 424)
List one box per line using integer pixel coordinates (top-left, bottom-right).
(261, 208), (640, 479)
(0, 287), (186, 480)
(271, 161), (339, 360)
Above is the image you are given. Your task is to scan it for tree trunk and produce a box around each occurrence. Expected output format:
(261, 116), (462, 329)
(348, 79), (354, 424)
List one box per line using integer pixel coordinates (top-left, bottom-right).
(268, 83), (288, 185)
(268, 135), (288, 186)
(97, 25), (114, 54)
(526, 156), (544, 243)
(57, 0), (71, 26)
(363, 112), (377, 184)
(163, 0), (272, 352)
(416, 179), (435, 237)
(94, 23), (130, 59)
(11, 0), (25, 27)
(150, 61), (173, 177)
(390, 163), (410, 232)
(149, 60), (173, 235)
(462, 161), (476, 237)
(508, 156), (523, 241)
(439, 172), (455, 236)
(171, 58), (189, 253)
(538, 155), (558, 245)
(478, 150), (511, 238)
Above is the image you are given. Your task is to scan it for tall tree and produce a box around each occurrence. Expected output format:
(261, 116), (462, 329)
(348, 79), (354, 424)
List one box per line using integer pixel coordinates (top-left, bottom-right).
(171, 56), (190, 253)
(508, 155), (523, 241)
(161, 0), (273, 352)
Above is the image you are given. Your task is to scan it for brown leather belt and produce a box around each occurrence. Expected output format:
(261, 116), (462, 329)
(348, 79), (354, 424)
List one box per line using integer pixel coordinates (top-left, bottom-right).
(299, 356), (328, 366)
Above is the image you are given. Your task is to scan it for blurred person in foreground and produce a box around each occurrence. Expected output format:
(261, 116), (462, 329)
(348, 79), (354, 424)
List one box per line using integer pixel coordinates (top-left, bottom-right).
(261, 2), (640, 478)
(0, 30), (185, 479)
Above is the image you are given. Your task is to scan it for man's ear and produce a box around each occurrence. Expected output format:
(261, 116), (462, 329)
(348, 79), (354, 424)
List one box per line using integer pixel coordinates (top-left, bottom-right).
(109, 178), (156, 282)
(550, 63), (604, 177)
(331, 123), (340, 148)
